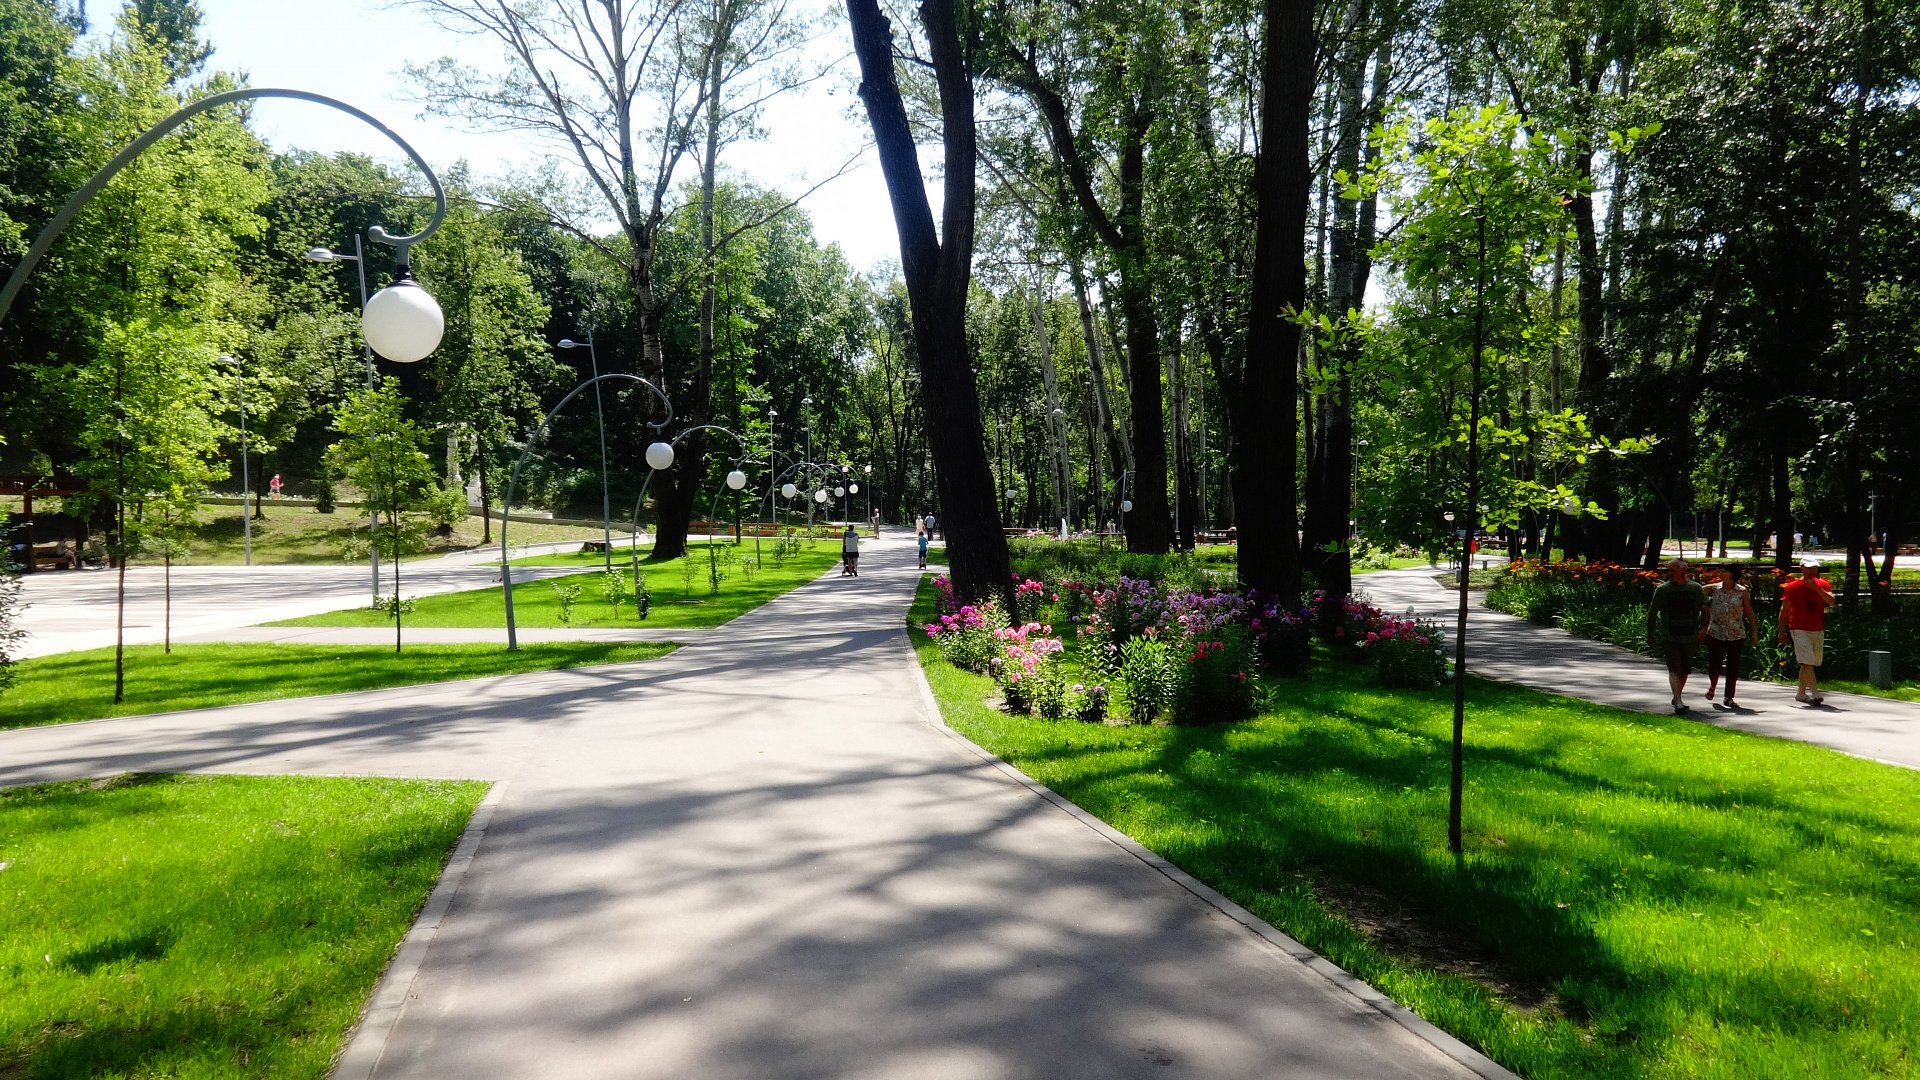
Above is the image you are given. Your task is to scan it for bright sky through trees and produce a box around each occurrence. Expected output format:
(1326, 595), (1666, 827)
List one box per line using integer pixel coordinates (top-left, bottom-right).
(84, 0), (908, 271)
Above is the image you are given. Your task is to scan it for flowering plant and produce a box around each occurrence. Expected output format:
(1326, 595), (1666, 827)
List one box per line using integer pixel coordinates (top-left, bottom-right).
(1172, 626), (1256, 723)
(924, 599), (1008, 672)
(990, 621), (1067, 713)
(1362, 614), (1449, 689)
(1012, 575), (1049, 623)
(1246, 593), (1313, 673)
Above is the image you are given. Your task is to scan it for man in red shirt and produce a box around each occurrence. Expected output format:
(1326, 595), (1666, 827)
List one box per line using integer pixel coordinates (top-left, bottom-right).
(1778, 556), (1834, 705)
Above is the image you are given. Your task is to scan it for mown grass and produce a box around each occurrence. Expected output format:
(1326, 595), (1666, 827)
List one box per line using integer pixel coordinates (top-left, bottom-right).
(272, 542), (840, 631)
(909, 576), (1920, 1079)
(0, 642), (676, 731)
(0, 773), (485, 1079)
(124, 504), (634, 566)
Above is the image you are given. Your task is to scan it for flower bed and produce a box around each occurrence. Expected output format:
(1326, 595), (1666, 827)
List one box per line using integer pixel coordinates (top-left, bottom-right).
(927, 562), (1446, 725)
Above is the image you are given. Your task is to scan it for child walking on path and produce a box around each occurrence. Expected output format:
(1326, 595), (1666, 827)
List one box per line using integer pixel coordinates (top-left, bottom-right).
(1703, 563), (1759, 709)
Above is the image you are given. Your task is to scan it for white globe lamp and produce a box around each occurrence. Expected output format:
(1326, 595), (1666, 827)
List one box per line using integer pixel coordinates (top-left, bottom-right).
(814, 489), (828, 504)
(645, 441), (675, 471)
(726, 469), (747, 491)
(1120, 499), (1133, 513)
(781, 482), (798, 499)
(848, 482), (859, 494)
(834, 485), (846, 498)
(361, 276), (444, 363)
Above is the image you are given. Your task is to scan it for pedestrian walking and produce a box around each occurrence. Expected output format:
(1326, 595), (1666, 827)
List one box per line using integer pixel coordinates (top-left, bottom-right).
(917, 528), (929, 569)
(1647, 557), (1710, 713)
(841, 524), (861, 577)
(1703, 563), (1759, 709)
(1779, 555), (1834, 705)
(871, 507), (881, 538)
(269, 473), (283, 499)
(923, 511), (936, 541)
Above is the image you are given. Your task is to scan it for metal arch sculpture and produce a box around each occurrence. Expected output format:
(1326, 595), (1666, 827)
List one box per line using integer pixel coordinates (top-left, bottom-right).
(0, 88), (447, 325)
(501, 373), (673, 650)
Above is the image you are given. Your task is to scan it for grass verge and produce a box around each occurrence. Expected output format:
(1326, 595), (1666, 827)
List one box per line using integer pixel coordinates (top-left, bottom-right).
(0, 773), (485, 1079)
(0, 642), (676, 731)
(272, 543), (840, 631)
(123, 504), (632, 566)
(908, 576), (1920, 1079)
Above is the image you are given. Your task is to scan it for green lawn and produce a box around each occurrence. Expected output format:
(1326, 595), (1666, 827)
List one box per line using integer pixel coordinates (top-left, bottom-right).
(273, 542), (841, 631)
(123, 504), (638, 566)
(1822, 678), (1920, 703)
(0, 773), (485, 1079)
(0, 642), (676, 731)
(1356, 556), (1439, 574)
(909, 577), (1920, 1079)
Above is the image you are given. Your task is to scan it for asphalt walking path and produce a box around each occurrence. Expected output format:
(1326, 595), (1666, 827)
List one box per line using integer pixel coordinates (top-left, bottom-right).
(1359, 567), (1920, 771)
(12, 538), (606, 660)
(0, 536), (1502, 1080)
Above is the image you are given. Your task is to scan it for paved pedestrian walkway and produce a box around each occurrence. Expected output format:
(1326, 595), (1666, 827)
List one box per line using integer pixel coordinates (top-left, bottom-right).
(14, 556), (591, 659)
(0, 538), (1503, 1079)
(1360, 567), (1920, 771)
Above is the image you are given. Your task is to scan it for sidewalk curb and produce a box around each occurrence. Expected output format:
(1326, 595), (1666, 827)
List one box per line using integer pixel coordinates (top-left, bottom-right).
(330, 780), (509, 1080)
(894, 623), (1519, 1080)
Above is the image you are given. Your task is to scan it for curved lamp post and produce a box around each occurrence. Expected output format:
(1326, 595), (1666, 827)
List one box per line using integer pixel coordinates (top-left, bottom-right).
(0, 88), (449, 616)
(500, 374), (673, 650)
(2, 88), (447, 340)
(619, 423), (752, 587)
(556, 336), (616, 571)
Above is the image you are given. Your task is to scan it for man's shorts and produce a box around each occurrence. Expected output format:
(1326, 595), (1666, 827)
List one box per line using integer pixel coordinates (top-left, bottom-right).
(1791, 629), (1825, 667)
(1663, 638), (1698, 675)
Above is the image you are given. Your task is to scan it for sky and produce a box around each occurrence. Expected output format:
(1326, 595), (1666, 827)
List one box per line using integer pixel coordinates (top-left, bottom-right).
(88, 0), (912, 273)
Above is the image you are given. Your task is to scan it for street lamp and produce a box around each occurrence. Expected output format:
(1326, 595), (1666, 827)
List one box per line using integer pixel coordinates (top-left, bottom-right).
(0, 88), (451, 612)
(500, 373), (673, 650)
(557, 336), (614, 571)
(216, 354), (251, 566)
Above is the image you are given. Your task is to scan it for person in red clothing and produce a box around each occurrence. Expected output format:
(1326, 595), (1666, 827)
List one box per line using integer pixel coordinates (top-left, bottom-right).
(1778, 555), (1834, 705)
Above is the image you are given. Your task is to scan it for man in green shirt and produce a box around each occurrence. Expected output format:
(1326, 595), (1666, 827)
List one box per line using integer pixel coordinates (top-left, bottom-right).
(1648, 557), (1710, 713)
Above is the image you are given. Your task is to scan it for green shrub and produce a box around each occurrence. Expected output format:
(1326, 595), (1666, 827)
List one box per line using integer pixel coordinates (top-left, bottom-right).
(550, 580), (583, 624)
(424, 484), (469, 537)
(602, 567), (635, 619)
(1116, 635), (1178, 722)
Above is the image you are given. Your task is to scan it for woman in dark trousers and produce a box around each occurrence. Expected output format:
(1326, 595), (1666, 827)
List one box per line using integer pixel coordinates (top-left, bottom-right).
(841, 525), (861, 577)
(1703, 564), (1759, 708)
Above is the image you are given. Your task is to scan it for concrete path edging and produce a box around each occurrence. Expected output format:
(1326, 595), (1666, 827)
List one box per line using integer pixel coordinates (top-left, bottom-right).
(894, 626), (1521, 1080)
(331, 780), (510, 1080)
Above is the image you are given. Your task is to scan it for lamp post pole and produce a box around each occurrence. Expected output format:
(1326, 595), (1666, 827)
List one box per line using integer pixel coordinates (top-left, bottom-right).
(306, 234), (383, 605)
(801, 395), (814, 534)
(558, 336), (613, 571)
(502, 373), (675, 650)
(217, 354), (252, 566)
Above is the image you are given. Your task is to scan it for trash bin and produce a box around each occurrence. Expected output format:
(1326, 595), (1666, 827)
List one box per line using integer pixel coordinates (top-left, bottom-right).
(1868, 650), (1894, 690)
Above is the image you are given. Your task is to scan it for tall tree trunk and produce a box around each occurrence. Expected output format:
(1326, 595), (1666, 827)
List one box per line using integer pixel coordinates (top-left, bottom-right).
(1235, 0), (1313, 597)
(848, 0), (1010, 602)
(1771, 447), (1795, 572)
(1302, 0), (1371, 597)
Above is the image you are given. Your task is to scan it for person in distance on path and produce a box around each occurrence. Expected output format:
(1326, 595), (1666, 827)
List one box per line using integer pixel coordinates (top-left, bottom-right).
(1779, 555), (1834, 705)
(1647, 557), (1710, 714)
(841, 523), (861, 577)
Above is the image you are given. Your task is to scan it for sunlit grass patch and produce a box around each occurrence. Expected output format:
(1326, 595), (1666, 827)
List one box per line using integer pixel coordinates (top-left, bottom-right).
(0, 774), (486, 1078)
